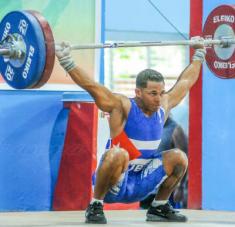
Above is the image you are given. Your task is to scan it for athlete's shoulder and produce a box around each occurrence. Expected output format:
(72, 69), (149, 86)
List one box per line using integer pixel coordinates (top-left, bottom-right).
(114, 93), (131, 117)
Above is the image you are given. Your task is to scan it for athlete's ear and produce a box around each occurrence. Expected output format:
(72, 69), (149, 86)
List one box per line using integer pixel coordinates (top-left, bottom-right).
(135, 88), (141, 98)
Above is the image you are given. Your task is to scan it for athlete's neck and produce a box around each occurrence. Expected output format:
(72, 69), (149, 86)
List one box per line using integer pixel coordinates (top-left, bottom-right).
(134, 97), (154, 117)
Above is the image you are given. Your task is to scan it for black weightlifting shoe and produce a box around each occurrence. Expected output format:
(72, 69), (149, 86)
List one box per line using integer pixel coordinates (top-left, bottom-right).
(146, 202), (187, 222)
(85, 201), (107, 224)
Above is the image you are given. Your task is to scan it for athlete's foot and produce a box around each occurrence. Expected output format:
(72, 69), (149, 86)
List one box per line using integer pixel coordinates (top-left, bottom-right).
(85, 201), (107, 224)
(146, 202), (187, 222)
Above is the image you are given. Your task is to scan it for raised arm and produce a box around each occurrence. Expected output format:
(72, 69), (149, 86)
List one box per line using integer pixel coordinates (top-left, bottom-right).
(56, 43), (123, 113)
(163, 37), (206, 114)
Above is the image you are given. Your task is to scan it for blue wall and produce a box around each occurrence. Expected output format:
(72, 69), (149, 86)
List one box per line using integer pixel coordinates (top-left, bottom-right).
(202, 0), (235, 211)
(0, 0), (100, 211)
(0, 91), (68, 211)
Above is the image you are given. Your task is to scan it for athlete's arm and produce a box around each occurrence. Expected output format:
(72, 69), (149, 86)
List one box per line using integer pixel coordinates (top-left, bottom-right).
(68, 67), (124, 113)
(162, 37), (206, 114)
(56, 43), (126, 114)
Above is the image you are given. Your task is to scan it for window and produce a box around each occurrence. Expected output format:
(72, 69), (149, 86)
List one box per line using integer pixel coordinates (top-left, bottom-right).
(104, 45), (189, 97)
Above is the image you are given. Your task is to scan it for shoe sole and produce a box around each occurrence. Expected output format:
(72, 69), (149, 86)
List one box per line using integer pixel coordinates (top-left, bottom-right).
(146, 214), (187, 222)
(85, 219), (107, 224)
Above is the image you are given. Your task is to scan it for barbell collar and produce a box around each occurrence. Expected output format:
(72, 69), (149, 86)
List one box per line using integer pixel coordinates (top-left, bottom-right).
(0, 46), (24, 59)
(0, 48), (12, 56)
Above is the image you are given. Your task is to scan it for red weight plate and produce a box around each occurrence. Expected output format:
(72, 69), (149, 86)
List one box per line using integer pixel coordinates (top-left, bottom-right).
(27, 10), (55, 88)
(203, 5), (235, 78)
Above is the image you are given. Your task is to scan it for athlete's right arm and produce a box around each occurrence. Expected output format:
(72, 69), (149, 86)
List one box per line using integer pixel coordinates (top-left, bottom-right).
(56, 42), (123, 113)
(67, 66), (123, 113)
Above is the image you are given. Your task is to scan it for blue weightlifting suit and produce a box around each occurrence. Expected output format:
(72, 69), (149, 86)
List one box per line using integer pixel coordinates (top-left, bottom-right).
(94, 98), (167, 203)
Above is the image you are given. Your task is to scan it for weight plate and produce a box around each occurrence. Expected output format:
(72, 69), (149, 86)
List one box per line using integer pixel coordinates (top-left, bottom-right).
(27, 10), (55, 88)
(203, 4), (235, 78)
(0, 11), (46, 89)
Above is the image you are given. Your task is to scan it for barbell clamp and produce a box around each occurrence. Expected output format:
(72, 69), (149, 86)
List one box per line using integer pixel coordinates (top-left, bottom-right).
(0, 34), (26, 59)
(219, 36), (235, 48)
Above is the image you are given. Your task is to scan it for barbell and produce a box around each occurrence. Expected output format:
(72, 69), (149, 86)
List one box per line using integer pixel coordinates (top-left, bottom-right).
(0, 4), (234, 89)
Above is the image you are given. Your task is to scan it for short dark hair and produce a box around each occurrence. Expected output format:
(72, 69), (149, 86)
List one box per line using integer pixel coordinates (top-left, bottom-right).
(136, 69), (164, 88)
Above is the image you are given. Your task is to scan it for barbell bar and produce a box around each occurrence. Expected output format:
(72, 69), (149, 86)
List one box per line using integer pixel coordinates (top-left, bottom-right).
(2, 35), (234, 58)
(0, 6), (234, 89)
(54, 37), (235, 51)
(1, 37), (234, 60)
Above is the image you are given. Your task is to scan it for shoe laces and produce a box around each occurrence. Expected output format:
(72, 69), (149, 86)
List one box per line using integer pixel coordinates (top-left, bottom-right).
(159, 202), (178, 214)
(88, 202), (104, 215)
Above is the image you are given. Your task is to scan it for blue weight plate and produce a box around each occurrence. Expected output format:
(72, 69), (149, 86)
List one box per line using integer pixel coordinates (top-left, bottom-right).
(0, 11), (46, 89)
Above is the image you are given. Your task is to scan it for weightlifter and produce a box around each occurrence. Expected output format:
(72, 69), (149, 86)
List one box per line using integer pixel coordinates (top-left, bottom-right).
(56, 37), (206, 224)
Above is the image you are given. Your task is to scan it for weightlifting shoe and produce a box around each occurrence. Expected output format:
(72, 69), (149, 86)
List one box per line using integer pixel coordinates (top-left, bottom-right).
(146, 202), (187, 222)
(85, 201), (107, 224)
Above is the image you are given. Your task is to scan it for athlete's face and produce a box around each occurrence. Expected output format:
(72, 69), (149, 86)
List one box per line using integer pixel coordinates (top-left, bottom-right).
(135, 80), (165, 113)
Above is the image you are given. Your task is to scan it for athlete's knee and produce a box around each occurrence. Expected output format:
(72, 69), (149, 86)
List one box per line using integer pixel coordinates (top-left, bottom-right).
(163, 149), (188, 176)
(174, 148), (188, 168)
(102, 147), (129, 171)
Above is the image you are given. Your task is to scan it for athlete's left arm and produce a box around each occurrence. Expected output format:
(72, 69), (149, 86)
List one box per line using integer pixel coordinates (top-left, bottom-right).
(162, 44), (206, 114)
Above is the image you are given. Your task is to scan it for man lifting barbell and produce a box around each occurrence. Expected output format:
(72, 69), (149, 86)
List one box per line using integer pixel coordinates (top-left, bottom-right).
(0, 8), (233, 225)
(55, 37), (206, 224)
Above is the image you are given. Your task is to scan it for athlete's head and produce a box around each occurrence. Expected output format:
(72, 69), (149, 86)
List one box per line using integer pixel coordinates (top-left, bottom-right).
(136, 69), (165, 88)
(135, 69), (165, 113)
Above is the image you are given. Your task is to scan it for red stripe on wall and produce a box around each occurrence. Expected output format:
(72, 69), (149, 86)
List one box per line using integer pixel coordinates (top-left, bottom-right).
(188, 0), (203, 209)
(53, 103), (98, 210)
